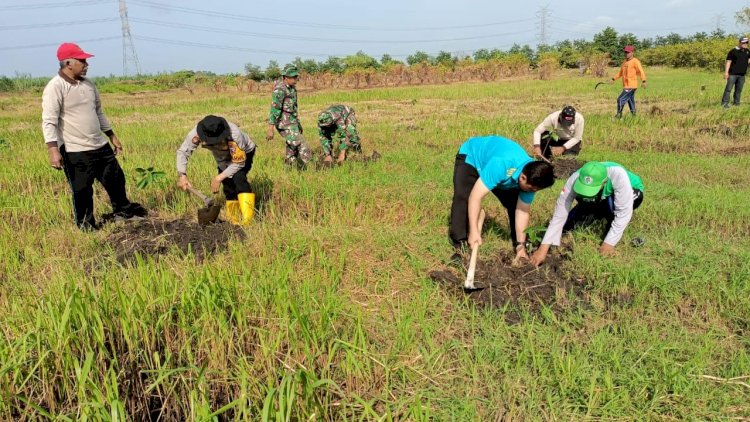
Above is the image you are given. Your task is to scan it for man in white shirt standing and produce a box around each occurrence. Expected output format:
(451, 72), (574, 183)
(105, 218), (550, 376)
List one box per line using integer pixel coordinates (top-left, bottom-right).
(42, 43), (145, 230)
(530, 161), (644, 266)
(532, 105), (584, 160)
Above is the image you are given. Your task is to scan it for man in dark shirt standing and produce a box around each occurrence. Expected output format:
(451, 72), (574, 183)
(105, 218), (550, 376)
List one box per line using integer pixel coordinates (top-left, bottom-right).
(722, 36), (750, 108)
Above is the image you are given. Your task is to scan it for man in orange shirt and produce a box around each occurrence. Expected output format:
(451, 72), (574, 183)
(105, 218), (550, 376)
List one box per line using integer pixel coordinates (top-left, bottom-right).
(610, 45), (647, 118)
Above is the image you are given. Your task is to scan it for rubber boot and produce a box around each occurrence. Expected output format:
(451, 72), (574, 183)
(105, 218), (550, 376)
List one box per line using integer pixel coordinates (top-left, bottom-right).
(237, 193), (255, 225)
(226, 200), (241, 225)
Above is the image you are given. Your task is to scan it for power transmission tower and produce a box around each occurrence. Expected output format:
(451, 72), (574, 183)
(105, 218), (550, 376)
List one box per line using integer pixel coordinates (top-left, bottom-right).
(537, 5), (550, 46)
(119, 0), (141, 76)
(713, 14), (724, 32)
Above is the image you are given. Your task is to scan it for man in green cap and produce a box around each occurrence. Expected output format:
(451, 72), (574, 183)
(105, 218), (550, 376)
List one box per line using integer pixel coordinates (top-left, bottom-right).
(266, 64), (312, 167)
(317, 104), (362, 164)
(530, 161), (644, 265)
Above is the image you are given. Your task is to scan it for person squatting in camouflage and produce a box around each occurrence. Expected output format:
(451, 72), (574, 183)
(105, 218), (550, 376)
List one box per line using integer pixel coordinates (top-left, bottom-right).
(266, 64), (312, 167)
(317, 104), (362, 164)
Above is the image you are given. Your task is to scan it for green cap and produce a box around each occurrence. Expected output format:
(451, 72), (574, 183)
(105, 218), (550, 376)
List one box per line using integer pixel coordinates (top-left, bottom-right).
(573, 162), (608, 197)
(282, 64), (299, 77)
(318, 111), (333, 126)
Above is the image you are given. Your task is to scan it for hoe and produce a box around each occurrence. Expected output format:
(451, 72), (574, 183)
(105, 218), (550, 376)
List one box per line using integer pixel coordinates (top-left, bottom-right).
(464, 209), (486, 291)
(187, 186), (222, 226)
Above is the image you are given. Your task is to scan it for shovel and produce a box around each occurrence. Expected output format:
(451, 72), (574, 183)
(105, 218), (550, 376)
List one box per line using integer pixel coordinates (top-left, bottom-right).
(464, 209), (486, 291)
(187, 186), (222, 226)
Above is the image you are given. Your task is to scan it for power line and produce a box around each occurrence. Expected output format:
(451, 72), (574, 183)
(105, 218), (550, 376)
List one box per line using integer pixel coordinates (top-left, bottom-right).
(133, 35), (334, 57)
(0, 0), (112, 11)
(0, 36), (119, 51)
(127, 0), (536, 32)
(129, 17), (538, 44)
(0, 17), (118, 31)
(549, 17), (711, 32)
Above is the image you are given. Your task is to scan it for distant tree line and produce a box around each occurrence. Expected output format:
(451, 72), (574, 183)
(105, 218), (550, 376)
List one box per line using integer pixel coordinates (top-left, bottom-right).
(241, 27), (737, 82)
(0, 25), (744, 93)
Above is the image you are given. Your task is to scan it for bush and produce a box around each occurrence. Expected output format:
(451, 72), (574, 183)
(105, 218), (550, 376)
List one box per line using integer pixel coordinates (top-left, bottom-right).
(0, 77), (15, 92)
(537, 52), (561, 80)
(640, 38), (735, 71)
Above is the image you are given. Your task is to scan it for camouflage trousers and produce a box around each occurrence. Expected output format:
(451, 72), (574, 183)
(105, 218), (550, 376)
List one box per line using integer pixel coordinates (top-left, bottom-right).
(279, 126), (312, 165)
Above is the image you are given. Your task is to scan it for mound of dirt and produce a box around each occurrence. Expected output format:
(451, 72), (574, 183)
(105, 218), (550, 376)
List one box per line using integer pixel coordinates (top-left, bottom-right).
(106, 217), (246, 264)
(552, 158), (584, 180)
(696, 124), (734, 137)
(430, 249), (588, 323)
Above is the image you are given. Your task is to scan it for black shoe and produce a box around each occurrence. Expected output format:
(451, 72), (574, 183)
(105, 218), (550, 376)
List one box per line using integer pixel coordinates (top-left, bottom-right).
(78, 221), (100, 232)
(723, 103), (730, 109)
(448, 251), (463, 266)
(111, 202), (148, 219)
(614, 113), (622, 119)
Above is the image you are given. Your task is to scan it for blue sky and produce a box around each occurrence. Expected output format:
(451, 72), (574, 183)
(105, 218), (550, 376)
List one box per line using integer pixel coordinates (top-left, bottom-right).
(1, 0), (747, 77)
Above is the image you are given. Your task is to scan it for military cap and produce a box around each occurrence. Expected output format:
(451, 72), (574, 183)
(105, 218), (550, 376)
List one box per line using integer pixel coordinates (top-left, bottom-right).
(282, 64), (299, 77)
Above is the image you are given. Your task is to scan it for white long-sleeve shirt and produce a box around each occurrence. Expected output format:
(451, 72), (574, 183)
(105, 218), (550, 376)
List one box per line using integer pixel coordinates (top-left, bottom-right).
(42, 71), (112, 152)
(532, 111), (584, 150)
(541, 166), (635, 247)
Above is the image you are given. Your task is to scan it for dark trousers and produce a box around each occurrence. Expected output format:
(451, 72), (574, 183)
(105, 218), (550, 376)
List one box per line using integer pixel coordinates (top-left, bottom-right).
(220, 149), (254, 200)
(449, 154), (520, 248)
(61, 144), (130, 229)
(564, 189), (644, 231)
(539, 131), (581, 159)
(616, 88), (637, 115)
(722, 74), (745, 105)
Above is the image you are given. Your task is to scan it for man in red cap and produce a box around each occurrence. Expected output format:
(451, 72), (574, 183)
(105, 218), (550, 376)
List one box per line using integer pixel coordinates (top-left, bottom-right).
(42, 42), (146, 230)
(609, 45), (647, 118)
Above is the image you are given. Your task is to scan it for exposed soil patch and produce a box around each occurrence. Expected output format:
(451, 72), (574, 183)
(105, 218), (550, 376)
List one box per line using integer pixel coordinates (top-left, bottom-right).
(552, 158), (584, 179)
(430, 249), (588, 323)
(314, 150), (382, 171)
(720, 144), (750, 156)
(106, 217), (245, 264)
(696, 124), (735, 137)
(649, 105), (664, 116)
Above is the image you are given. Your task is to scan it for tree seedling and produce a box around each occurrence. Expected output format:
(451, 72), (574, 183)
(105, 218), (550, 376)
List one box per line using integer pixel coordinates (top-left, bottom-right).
(524, 225), (547, 252)
(135, 166), (166, 189)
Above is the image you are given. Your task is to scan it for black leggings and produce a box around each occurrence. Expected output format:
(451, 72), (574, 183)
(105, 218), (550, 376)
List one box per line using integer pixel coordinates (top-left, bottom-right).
(220, 149), (255, 200)
(449, 153), (521, 247)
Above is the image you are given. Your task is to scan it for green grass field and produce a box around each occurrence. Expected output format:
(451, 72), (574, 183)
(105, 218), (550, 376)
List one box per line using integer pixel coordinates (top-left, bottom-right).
(1, 67), (749, 420)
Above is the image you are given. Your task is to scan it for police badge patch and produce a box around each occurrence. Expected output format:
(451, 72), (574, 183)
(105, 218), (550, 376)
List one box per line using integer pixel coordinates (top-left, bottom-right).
(228, 141), (246, 163)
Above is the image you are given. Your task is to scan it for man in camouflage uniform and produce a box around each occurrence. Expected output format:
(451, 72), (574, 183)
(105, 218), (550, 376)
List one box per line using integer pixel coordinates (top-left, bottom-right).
(318, 104), (362, 164)
(266, 64), (312, 167)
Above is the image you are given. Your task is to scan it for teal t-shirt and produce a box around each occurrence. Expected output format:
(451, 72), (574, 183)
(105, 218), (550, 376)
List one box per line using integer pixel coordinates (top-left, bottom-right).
(458, 136), (535, 204)
(600, 161), (644, 198)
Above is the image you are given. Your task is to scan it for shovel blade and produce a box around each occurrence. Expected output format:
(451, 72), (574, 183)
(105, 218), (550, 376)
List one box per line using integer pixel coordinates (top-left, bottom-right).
(197, 204), (222, 226)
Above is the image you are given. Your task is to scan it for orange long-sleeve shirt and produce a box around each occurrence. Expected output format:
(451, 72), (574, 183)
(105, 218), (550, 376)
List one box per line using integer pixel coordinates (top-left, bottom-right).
(612, 58), (646, 89)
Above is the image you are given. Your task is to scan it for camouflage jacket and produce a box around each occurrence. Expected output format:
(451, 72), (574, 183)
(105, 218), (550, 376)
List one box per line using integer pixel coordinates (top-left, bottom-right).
(268, 80), (300, 130)
(318, 104), (355, 141)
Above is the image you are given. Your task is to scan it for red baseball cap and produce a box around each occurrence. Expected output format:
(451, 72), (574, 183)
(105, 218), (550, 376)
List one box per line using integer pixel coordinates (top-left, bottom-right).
(56, 43), (94, 61)
(623, 45), (635, 53)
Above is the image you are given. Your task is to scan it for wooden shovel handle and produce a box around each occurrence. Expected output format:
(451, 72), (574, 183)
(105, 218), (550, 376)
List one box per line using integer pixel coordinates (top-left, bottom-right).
(187, 186), (211, 206)
(465, 209), (486, 287)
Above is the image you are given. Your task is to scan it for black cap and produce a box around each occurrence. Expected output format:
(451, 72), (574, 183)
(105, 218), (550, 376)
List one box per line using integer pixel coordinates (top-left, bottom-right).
(197, 115), (230, 145)
(559, 105), (576, 126)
